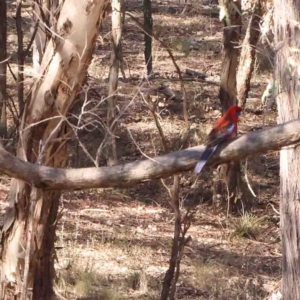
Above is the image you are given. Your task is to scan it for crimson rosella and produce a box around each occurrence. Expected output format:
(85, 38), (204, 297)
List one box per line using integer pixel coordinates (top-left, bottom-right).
(194, 106), (242, 174)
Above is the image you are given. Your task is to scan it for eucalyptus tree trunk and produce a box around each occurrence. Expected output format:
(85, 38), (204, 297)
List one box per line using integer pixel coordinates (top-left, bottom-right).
(32, 0), (60, 72)
(214, 0), (242, 212)
(237, 0), (262, 108)
(0, 0), (7, 137)
(0, 1), (109, 299)
(274, 0), (300, 298)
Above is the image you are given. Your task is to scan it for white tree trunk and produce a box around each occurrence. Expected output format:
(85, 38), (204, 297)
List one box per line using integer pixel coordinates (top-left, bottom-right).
(0, 1), (109, 299)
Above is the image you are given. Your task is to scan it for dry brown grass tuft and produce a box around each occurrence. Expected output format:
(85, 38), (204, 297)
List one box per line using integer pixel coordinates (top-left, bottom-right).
(230, 213), (266, 240)
(192, 260), (268, 299)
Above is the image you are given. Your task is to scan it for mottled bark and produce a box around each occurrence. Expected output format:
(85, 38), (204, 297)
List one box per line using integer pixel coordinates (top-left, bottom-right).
(216, 0), (242, 212)
(0, 1), (110, 298)
(237, 1), (262, 107)
(274, 0), (300, 298)
(0, 0), (7, 137)
(219, 0), (241, 110)
(32, 0), (60, 72)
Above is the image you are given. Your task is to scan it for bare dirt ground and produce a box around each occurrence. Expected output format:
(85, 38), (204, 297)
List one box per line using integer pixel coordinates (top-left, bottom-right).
(2, 0), (282, 299)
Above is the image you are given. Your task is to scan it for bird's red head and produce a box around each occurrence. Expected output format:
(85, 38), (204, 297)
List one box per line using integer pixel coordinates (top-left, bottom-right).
(227, 105), (242, 122)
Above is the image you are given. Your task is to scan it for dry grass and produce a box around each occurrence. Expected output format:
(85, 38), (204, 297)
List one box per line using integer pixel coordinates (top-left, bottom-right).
(191, 260), (268, 299)
(230, 213), (266, 240)
(50, 190), (281, 299)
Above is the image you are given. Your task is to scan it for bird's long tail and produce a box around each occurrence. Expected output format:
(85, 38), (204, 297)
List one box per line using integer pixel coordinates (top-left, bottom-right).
(194, 145), (218, 175)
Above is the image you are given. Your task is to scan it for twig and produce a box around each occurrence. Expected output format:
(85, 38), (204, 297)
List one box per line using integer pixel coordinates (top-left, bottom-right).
(127, 128), (162, 164)
(141, 92), (168, 152)
(170, 209), (193, 300)
(7, 62), (17, 83)
(161, 176), (181, 300)
(24, 20), (40, 55)
(244, 159), (257, 197)
(6, 92), (19, 126)
(268, 202), (280, 215)
(124, 16), (193, 297)
(44, 130), (73, 166)
(126, 12), (190, 147)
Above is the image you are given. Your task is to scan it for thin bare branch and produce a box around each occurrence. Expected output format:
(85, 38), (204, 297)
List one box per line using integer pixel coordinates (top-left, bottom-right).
(126, 12), (190, 147)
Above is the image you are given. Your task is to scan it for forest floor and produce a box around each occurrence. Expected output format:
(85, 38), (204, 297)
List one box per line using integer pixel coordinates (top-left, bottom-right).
(2, 0), (282, 299)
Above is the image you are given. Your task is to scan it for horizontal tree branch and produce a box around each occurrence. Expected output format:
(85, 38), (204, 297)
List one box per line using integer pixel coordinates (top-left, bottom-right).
(1, 119), (300, 190)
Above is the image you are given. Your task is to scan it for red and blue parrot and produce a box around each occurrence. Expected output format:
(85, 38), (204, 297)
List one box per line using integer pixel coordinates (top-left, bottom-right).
(194, 105), (242, 174)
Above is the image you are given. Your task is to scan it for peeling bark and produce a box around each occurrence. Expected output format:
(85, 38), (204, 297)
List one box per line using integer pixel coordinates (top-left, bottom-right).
(0, 1), (110, 298)
(32, 0), (60, 72)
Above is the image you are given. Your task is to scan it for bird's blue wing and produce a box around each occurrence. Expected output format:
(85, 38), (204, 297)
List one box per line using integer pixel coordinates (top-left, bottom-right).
(194, 145), (218, 174)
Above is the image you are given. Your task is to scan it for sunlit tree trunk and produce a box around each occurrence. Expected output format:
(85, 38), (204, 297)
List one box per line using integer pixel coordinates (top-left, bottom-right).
(214, 0), (242, 212)
(237, 0), (262, 108)
(0, 1), (109, 298)
(274, 0), (300, 298)
(32, 0), (60, 72)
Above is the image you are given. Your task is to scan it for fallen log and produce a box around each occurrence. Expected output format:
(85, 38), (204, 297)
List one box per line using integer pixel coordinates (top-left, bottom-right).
(185, 69), (206, 80)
